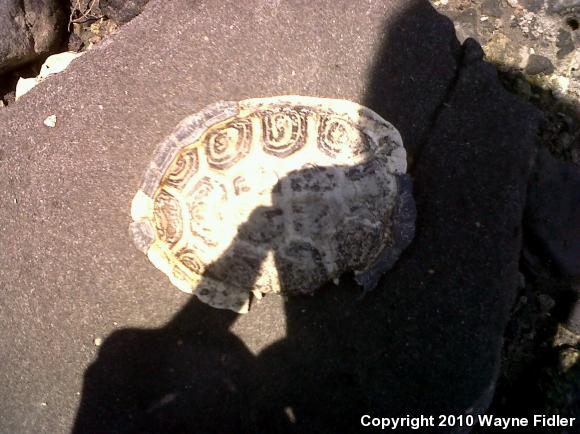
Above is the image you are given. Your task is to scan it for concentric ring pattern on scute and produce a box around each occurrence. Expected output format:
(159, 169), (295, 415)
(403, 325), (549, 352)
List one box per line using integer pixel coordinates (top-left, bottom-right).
(261, 107), (308, 157)
(204, 118), (252, 170)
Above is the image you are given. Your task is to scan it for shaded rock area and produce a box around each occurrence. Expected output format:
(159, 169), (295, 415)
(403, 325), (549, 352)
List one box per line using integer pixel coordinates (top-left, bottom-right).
(0, 0), (555, 433)
(479, 274), (580, 431)
(525, 148), (580, 278)
(0, 0), (67, 74)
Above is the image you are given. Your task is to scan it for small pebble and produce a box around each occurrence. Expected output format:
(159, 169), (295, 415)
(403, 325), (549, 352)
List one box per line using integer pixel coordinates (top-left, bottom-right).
(538, 293), (556, 313)
(552, 76), (570, 98)
(559, 348), (579, 371)
(93, 337), (103, 346)
(43, 115), (57, 128)
(525, 54), (555, 75)
(284, 406), (297, 423)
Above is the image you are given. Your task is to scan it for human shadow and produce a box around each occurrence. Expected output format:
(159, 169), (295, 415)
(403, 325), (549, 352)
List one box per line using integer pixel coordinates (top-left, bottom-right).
(72, 296), (251, 433)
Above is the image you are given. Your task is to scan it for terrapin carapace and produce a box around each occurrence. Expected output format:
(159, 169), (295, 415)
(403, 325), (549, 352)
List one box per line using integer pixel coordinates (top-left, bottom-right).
(130, 96), (415, 313)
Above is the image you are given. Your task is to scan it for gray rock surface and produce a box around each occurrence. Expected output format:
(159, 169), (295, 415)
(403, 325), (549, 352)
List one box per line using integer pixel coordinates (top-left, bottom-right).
(557, 28), (575, 58)
(520, 0), (544, 12)
(548, 0), (580, 15)
(482, 0), (503, 18)
(0, 0), (540, 432)
(0, 0), (67, 74)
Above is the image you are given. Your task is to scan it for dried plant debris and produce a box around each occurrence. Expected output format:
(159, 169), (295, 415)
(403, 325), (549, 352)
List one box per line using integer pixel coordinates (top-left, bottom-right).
(67, 0), (148, 51)
(130, 96), (415, 313)
(68, 0), (118, 51)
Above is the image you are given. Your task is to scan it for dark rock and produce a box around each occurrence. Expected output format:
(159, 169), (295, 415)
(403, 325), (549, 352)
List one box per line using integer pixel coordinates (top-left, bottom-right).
(2, 90), (16, 106)
(482, 0), (504, 18)
(537, 293), (556, 313)
(67, 31), (84, 52)
(524, 148), (580, 277)
(556, 29), (576, 58)
(100, 0), (150, 24)
(0, 0), (67, 74)
(525, 54), (555, 75)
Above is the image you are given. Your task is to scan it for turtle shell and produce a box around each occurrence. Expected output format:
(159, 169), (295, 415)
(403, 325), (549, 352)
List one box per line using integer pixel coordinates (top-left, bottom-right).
(130, 96), (415, 313)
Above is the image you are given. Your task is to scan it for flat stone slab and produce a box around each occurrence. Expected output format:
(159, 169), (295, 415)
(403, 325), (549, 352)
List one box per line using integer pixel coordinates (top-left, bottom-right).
(0, 1), (539, 433)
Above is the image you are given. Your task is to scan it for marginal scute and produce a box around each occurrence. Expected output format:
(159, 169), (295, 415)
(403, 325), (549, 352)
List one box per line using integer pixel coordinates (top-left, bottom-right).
(130, 95), (416, 314)
(163, 148), (199, 189)
(129, 220), (155, 254)
(153, 189), (182, 246)
(176, 247), (204, 275)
